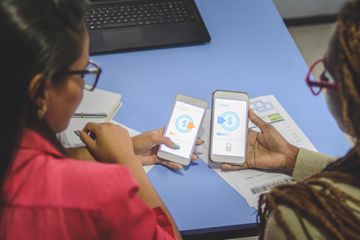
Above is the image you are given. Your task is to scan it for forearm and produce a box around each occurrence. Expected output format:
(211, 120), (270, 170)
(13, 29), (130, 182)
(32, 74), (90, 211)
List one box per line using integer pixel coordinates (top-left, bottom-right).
(123, 156), (182, 239)
(66, 147), (96, 161)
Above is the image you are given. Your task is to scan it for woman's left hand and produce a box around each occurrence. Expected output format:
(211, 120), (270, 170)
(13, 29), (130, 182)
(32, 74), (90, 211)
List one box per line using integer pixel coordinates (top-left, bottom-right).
(132, 128), (204, 170)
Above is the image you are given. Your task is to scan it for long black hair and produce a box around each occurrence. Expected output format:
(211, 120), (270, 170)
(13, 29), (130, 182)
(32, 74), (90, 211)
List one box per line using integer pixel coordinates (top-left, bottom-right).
(0, 0), (86, 197)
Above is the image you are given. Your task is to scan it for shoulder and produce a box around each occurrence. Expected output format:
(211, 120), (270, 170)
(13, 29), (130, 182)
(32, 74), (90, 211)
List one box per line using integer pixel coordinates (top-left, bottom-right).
(264, 204), (330, 240)
(9, 129), (140, 210)
(8, 151), (138, 210)
(263, 176), (360, 239)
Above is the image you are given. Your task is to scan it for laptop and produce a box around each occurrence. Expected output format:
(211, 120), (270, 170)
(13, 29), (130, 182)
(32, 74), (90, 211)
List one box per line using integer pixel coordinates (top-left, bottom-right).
(86, 0), (211, 54)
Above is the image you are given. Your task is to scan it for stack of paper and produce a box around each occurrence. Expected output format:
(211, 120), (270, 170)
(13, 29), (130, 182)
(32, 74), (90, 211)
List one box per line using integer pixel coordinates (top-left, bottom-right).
(58, 88), (122, 148)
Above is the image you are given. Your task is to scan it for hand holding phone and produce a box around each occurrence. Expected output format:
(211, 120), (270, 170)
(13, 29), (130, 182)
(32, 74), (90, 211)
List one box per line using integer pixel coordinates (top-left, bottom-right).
(210, 90), (249, 164)
(157, 94), (208, 166)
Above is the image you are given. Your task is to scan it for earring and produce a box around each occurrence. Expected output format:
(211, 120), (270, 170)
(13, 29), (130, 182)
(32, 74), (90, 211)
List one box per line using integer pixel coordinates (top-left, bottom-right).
(37, 104), (48, 119)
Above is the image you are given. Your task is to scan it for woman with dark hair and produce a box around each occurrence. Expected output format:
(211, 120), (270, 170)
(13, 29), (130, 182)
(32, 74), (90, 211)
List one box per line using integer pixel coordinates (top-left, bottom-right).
(223, 1), (360, 239)
(0, 0), (185, 239)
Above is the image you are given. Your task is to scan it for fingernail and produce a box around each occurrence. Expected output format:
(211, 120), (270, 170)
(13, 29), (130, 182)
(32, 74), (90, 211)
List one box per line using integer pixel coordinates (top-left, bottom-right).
(172, 143), (180, 150)
(178, 165), (184, 170)
(199, 139), (205, 144)
(74, 130), (81, 138)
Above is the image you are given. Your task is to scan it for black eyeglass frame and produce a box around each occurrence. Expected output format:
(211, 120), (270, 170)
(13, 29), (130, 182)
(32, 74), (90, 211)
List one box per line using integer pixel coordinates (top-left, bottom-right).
(67, 60), (102, 91)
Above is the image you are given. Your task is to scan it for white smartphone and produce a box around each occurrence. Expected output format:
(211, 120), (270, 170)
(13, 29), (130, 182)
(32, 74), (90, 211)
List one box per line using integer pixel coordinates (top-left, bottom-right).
(157, 94), (208, 166)
(210, 90), (249, 164)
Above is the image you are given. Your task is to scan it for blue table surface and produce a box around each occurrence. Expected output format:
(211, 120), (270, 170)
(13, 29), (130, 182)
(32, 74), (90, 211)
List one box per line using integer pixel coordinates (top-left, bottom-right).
(148, 160), (257, 234)
(92, 0), (350, 234)
(92, 0), (349, 157)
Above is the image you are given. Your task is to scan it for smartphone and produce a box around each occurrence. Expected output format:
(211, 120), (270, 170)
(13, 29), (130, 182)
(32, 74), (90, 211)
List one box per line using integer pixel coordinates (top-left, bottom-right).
(210, 90), (249, 164)
(157, 94), (208, 166)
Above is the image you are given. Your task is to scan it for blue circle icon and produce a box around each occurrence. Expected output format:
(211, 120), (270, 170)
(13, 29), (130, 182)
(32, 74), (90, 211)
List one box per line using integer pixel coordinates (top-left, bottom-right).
(175, 115), (194, 133)
(219, 111), (240, 131)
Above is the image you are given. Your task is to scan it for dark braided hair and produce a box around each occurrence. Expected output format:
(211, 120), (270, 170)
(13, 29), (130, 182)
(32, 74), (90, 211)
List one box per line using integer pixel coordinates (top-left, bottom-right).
(258, 1), (360, 239)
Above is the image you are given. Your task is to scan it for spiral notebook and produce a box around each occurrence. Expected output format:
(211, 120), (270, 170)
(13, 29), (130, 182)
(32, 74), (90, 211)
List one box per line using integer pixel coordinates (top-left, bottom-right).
(59, 88), (122, 148)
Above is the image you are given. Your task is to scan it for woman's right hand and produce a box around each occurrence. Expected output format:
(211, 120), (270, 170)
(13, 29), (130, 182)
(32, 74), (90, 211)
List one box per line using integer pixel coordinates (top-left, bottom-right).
(221, 109), (299, 173)
(79, 122), (137, 165)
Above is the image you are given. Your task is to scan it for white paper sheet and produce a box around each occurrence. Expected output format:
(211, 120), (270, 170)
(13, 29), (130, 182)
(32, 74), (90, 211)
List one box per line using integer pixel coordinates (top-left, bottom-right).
(195, 95), (317, 208)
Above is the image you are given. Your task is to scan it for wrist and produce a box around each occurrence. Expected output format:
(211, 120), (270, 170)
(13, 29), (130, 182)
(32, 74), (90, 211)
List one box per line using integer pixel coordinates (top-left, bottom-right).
(114, 152), (137, 163)
(284, 145), (299, 174)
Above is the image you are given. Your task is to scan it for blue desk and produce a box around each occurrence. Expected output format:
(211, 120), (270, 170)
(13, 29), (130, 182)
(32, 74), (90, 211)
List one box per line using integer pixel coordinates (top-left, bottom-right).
(92, 0), (349, 235)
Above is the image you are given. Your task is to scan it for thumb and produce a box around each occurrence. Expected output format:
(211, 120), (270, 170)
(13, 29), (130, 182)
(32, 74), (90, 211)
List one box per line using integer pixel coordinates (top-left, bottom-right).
(249, 109), (268, 132)
(79, 130), (96, 150)
(151, 135), (179, 149)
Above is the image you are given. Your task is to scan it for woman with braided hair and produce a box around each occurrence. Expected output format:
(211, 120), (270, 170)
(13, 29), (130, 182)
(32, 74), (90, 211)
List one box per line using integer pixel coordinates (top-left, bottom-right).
(223, 1), (360, 239)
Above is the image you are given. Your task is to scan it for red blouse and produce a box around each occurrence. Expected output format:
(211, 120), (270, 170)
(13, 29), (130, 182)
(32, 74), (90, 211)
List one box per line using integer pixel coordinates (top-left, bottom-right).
(0, 130), (175, 240)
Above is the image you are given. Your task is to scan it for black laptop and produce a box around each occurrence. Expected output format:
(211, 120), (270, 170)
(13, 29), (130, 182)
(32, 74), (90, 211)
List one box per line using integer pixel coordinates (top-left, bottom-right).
(86, 0), (211, 54)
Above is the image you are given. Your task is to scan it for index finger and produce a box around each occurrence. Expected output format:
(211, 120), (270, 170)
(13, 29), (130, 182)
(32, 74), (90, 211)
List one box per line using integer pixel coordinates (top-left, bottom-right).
(221, 163), (248, 171)
(249, 109), (269, 132)
(195, 138), (205, 146)
(158, 159), (184, 171)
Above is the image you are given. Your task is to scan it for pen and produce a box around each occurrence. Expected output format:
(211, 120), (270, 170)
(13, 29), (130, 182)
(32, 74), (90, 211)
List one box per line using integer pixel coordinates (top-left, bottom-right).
(73, 112), (108, 118)
(74, 130), (96, 140)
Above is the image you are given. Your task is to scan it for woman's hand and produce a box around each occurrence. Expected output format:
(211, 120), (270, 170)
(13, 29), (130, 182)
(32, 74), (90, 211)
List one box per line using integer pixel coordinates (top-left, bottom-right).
(221, 109), (299, 173)
(79, 122), (137, 165)
(132, 128), (203, 170)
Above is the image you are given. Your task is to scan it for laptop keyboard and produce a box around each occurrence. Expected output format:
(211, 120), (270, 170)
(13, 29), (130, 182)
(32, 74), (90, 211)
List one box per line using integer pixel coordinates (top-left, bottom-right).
(86, 0), (198, 31)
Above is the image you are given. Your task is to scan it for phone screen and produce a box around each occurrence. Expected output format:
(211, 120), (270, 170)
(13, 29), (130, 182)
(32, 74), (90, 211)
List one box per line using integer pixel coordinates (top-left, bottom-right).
(160, 101), (205, 158)
(211, 98), (248, 157)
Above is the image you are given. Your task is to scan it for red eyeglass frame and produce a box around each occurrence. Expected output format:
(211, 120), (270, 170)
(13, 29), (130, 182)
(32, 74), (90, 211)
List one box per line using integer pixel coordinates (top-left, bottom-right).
(306, 58), (338, 96)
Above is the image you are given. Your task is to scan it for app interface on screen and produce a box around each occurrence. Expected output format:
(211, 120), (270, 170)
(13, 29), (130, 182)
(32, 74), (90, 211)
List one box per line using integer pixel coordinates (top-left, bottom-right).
(161, 101), (204, 158)
(212, 98), (247, 157)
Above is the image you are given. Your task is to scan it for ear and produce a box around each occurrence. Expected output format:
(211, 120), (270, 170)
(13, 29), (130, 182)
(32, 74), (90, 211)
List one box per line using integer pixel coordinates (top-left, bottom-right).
(28, 74), (46, 101)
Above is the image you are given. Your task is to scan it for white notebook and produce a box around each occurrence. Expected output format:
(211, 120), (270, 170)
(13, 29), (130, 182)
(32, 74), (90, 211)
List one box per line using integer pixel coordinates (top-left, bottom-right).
(59, 88), (122, 148)
(76, 87), (122, 121)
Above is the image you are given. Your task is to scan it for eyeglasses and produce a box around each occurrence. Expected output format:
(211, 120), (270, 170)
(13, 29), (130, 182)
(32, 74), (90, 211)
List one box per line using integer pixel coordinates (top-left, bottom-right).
(306, 59), (338, 96)
(67, 60), (102, 91)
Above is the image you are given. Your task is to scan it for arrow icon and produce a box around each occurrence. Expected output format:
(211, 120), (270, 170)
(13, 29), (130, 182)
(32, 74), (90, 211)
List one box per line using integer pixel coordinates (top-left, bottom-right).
(187, 122), (195, 129)
(217, 116), (226, 124)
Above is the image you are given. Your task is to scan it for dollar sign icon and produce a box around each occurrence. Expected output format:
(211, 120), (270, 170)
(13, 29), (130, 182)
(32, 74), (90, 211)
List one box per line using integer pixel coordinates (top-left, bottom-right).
(220, 112), (240, 132)
(182, 120), (187, 128)
(176, 115), (194, 133)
